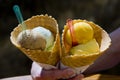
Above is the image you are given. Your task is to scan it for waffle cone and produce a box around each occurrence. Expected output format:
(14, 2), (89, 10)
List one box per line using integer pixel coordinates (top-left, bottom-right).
(10, 14), (61, 65)
(61, 19), (111, 68)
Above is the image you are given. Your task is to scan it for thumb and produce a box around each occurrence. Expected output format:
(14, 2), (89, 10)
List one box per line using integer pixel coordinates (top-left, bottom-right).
(53, 68), (75, 79)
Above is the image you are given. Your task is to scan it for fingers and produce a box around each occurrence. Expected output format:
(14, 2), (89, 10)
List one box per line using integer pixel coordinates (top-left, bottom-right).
(69, 74), (84, 80)
(31, 62), (75, 80)
(34, 68), (75, 80)
(54, 68), (75, 79)
(31, 62), (84, 80)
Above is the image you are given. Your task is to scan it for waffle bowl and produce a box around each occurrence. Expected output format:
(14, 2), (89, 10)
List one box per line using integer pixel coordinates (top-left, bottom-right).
(10, 14), (61, 69)
(61, 19), (111, 75)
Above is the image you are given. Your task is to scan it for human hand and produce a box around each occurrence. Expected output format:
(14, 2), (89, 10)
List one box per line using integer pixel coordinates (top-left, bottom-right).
(31, 62), (84, 80)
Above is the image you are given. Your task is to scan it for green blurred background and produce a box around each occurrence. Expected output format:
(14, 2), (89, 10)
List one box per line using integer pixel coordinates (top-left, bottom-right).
(0, 0), (120, 78)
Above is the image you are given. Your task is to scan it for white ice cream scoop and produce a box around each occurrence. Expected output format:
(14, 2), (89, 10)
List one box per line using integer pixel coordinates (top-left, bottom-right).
(17, 26), (54, 50)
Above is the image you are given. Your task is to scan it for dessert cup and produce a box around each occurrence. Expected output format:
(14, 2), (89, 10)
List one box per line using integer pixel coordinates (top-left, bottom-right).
(10, 14), (61, 69)
(61, 19), (111, 75)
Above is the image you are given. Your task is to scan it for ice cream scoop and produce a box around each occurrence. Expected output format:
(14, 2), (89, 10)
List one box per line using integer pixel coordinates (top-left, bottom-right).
(32, 27), (54, 50)
(70, 39), (99, 55)
(17, 26), (54, 50)
(65, 20), (94, 46)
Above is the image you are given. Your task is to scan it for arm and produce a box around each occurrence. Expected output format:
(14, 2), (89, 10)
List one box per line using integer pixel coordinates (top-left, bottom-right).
(83, 27), (120, 74)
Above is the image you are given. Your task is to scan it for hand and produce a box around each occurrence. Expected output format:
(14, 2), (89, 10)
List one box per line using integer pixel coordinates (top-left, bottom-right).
(31, 62), (84, 80)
